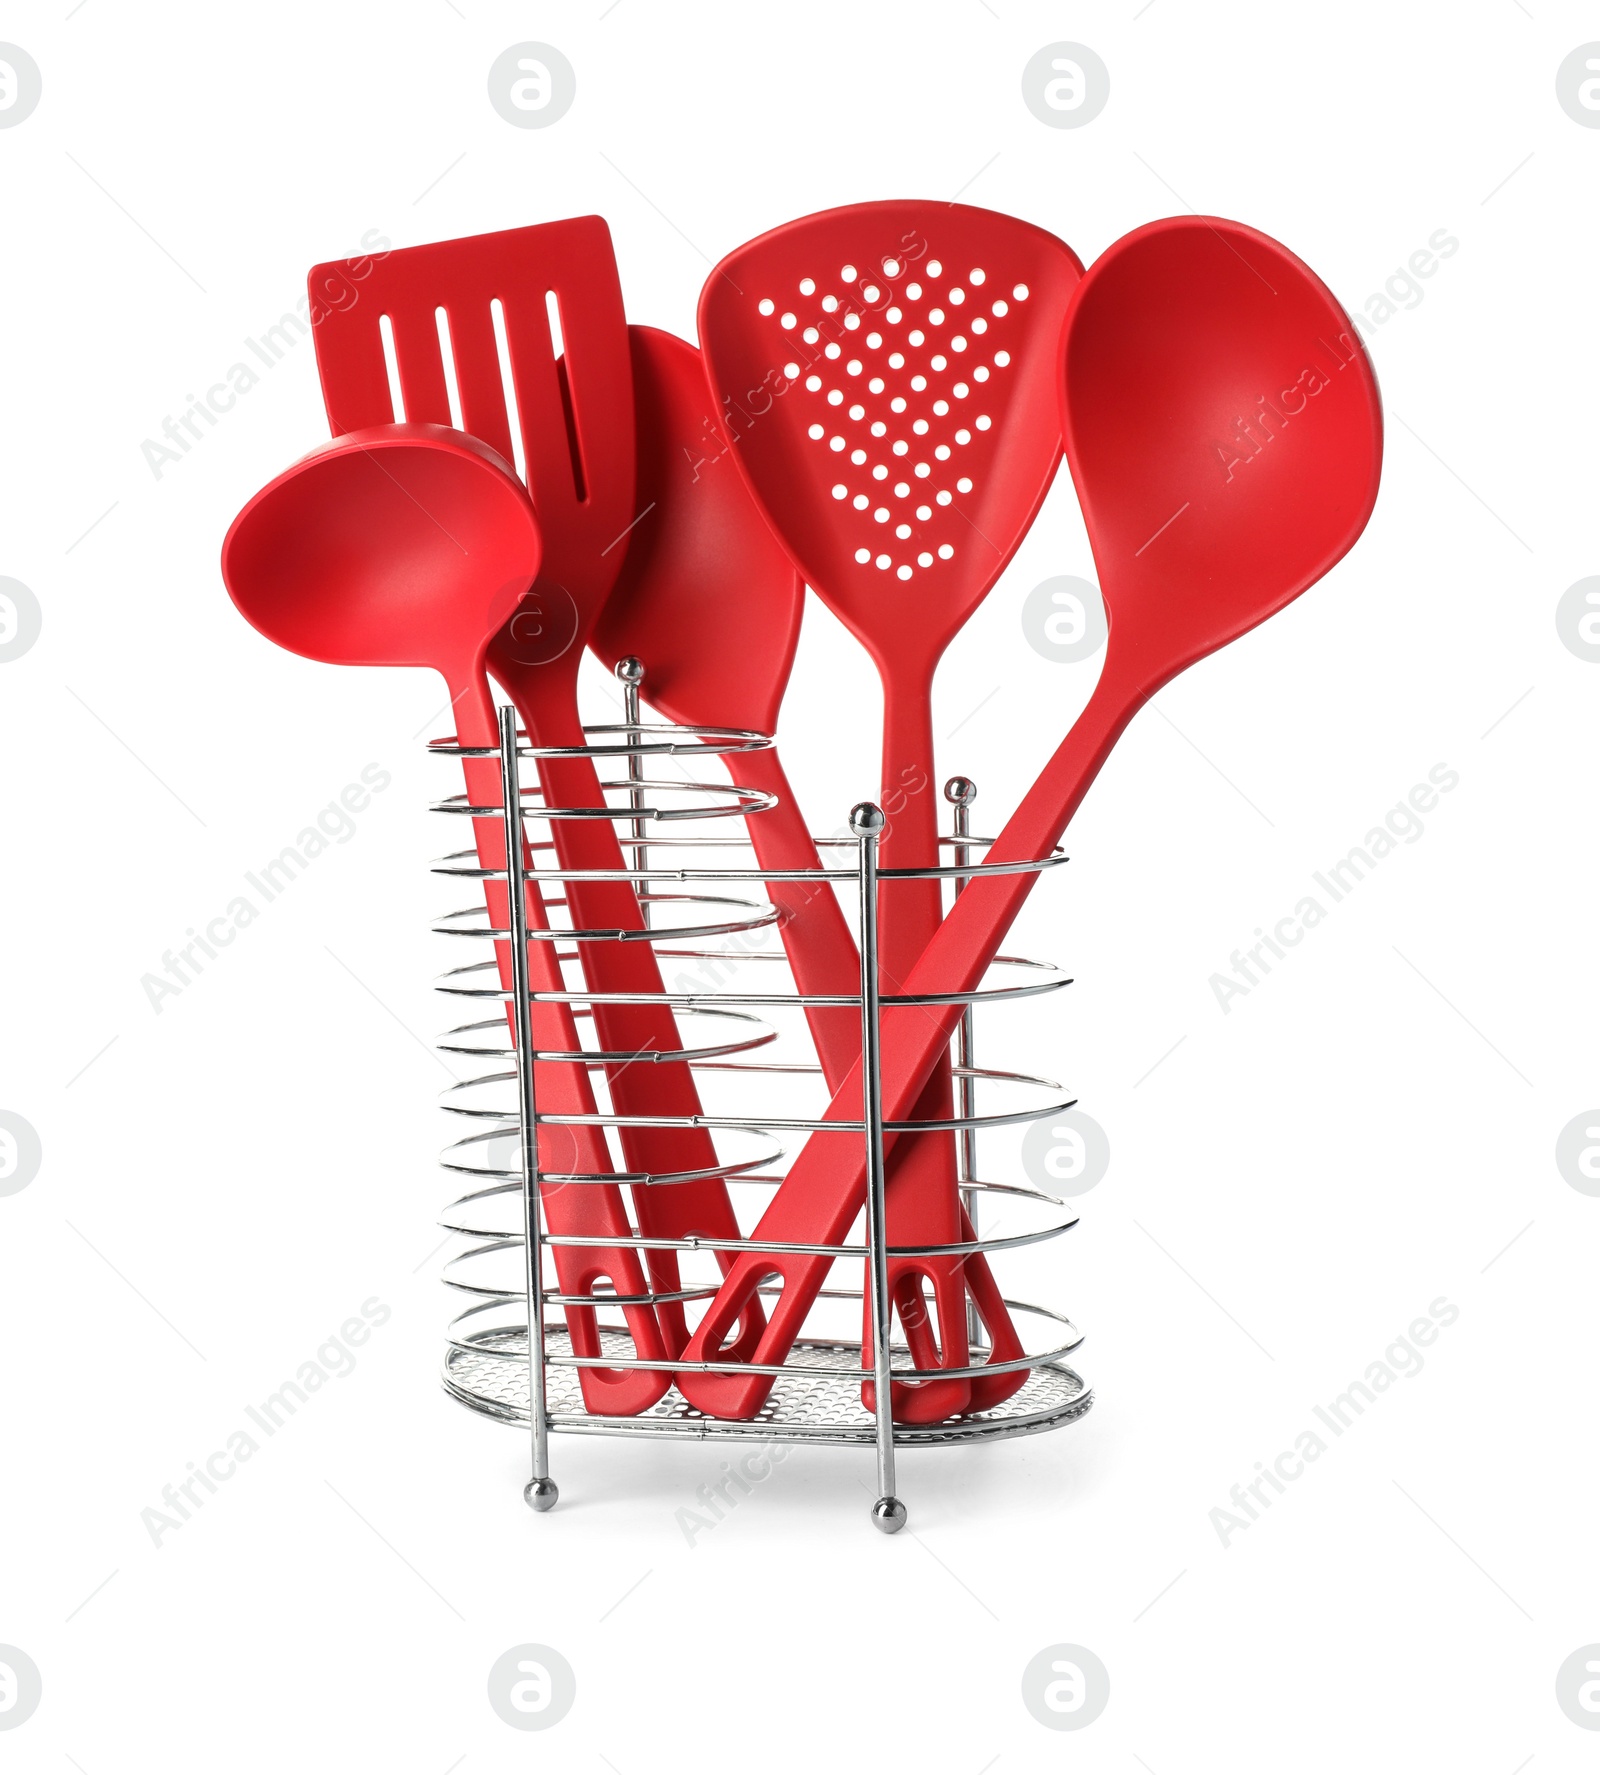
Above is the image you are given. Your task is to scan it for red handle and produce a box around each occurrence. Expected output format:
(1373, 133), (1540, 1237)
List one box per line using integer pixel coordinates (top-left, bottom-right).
(676, 672), (1134, 1418)
(736, 742), (1030, 1416)
(865, 679), (972, 1419)
(731, 744), (861, 1080)
(494, 666), (766, 1365)
(451, 676), (671, 1416)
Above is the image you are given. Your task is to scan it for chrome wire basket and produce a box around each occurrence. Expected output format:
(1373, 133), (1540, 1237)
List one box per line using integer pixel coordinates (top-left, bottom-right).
(428, 664), (1090, 1529)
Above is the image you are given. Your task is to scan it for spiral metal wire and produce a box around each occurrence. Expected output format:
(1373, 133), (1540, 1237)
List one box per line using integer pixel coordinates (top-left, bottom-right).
(427, 677), (1090, 1525)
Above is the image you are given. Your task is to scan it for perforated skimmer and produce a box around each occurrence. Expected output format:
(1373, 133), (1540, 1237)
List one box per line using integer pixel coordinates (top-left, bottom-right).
(694, 202), (1083, 1419)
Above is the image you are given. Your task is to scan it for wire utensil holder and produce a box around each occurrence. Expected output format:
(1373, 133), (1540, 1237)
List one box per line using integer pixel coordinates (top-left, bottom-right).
(430, 671), (1090, 1531)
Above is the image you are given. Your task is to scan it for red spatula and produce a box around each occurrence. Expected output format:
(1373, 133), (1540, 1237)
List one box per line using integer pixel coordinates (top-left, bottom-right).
(678, 215), (1384, 1418)
(221, 425), (672, 1415)
(309, 221), (763, 1366)
(695, 202), (1084, 1417)
(593, 324), (1033, 1413)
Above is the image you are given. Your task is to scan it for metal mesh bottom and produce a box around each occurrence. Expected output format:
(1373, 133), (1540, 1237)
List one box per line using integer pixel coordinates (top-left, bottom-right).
(443, 1326), (1092, 1445)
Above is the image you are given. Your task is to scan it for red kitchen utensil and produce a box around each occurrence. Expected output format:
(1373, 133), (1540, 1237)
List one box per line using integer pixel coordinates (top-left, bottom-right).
(309, 221), (763, 1365)
(220, 423), (672, 1416)
(593, 323), (1032, 1413)
(593, 328), (848, 1101)
(678, 215), (1384, 1417)
(696, 202), (1083, 1417)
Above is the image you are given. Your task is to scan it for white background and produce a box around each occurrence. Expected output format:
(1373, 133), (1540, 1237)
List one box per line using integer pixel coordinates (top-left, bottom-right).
(2, 2), (1596, 1768)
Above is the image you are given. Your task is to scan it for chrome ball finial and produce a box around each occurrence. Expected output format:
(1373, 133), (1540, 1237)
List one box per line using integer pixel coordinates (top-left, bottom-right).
(871, 1495), (908, 1533)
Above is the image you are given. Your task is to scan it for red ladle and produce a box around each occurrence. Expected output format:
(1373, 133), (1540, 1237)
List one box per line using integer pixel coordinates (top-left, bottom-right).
(696, 202), (1084, 1418)
(593, 325), (1033, 1415)
(221, 424), (671, 1416)
(677, 215), (1385, 1418)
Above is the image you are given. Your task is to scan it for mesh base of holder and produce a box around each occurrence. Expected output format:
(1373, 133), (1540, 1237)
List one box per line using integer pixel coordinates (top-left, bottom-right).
(443, 1326), (1092, 1445)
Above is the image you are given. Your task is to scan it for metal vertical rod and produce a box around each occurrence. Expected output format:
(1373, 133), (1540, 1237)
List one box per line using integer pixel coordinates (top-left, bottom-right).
(616, 657), (650, 929)
(852, 801), (906, 1534)
(500, 705), (557, 1513)
(945, 777), (983, 1352)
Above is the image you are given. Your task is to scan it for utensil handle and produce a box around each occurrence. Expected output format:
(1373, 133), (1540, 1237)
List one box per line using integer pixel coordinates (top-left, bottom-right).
(733, 743), (862, 1079)
(452, 673), (671, 1415)
(868, 680), (973, 1418)
(676, 672), (1135, 1418)
(740, 743), (1028, 1408)
(495, 672), (765, 1363)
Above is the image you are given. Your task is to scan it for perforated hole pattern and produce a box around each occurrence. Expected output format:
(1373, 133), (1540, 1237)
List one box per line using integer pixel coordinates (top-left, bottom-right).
(756, 256), (1028, 583)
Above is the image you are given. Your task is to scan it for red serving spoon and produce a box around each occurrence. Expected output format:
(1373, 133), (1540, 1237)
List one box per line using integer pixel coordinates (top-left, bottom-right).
(221, 424), (671, 1415)
(678, 215), (1384, 1417)
(696, 202), (1084, 1418)
(310, 221), (763, 1366)
(593, 324), (1032, 1414)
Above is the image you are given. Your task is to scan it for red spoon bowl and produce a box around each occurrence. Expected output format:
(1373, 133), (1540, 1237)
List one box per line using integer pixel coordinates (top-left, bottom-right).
(222, 424), (538, 681)
(593, 326), (804, 741)
(1062, 215), (1384, 708)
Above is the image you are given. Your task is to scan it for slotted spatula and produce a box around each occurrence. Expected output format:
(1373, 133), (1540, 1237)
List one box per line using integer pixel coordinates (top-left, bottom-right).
(696, 203), (1083, 1416)
(594, 324), (1033, 1413)
(678, 216), (1383, 1418)
(310, 221), (763, 1366)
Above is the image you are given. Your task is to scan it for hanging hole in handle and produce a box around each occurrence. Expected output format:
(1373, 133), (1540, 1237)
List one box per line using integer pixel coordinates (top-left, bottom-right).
(888, 1267), (975, 1388)
(561, 1296), (603, 1364)
(378, 313), (406, 422)
(572, 1273), (634, 1384)
(892, 1272), (943, 1366)
(713, 1270), (779, 1355)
